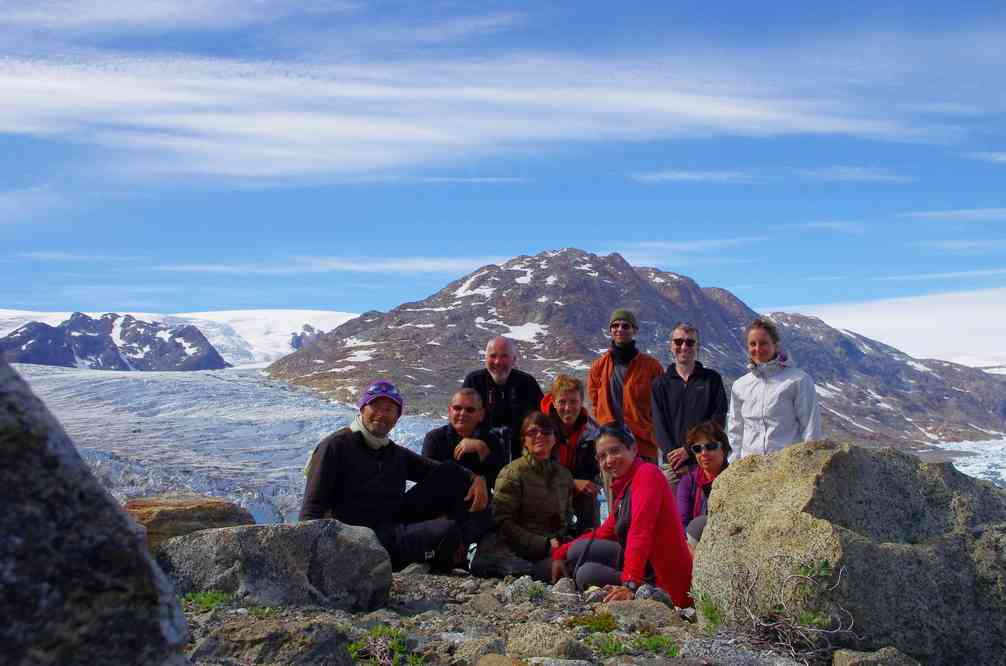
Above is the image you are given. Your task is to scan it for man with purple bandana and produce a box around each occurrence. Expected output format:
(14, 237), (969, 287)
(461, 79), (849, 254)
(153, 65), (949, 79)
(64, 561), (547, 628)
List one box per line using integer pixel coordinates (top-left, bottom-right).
(301, 380), (488, 571)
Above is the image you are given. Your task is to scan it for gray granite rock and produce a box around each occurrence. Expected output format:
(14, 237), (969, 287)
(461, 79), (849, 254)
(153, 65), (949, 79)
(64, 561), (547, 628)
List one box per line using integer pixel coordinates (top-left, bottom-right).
(158, 519), (391, 610)
(0, 358), (188, 665)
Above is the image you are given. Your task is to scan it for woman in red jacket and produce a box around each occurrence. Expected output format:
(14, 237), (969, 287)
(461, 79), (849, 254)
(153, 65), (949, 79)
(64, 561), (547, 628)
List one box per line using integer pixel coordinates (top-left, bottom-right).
(551, 422), (693, 607)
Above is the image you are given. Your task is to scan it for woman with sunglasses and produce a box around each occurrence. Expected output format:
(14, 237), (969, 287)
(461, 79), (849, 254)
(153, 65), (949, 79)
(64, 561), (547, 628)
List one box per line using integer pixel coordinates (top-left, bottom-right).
(491, 411), (575, 581)
(551, 423), (693, 608)
(676, 421), (731, 551)
(727, 318), (822, 459)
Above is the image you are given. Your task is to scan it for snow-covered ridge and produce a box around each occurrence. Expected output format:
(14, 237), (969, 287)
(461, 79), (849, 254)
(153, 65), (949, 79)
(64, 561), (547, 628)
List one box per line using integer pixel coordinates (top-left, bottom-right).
(1, 309), (357, 367)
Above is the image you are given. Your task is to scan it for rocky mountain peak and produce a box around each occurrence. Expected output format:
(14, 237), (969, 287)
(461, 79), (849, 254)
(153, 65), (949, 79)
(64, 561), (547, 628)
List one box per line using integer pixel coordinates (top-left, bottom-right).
(267, 247), (1006, 448)
(1, 312), (229, 371)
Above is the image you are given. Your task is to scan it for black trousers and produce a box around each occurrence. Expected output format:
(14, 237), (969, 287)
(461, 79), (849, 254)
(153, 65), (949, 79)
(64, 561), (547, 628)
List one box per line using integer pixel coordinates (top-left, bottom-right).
(564, 538), (623, 590)
(375, 463), (490, 571)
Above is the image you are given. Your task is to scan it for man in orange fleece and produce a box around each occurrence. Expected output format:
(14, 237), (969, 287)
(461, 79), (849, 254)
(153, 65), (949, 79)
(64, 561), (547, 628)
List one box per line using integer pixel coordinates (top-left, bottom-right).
(587, 309), (664, 462)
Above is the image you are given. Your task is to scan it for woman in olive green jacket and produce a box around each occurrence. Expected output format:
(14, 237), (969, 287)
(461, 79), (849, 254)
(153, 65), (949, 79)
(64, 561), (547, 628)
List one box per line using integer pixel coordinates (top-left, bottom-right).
(492, 411), (575, 582)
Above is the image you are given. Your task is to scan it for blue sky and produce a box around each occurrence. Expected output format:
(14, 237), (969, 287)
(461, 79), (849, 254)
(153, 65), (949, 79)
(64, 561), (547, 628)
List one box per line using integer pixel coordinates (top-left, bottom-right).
(1, 1), (1004, 356)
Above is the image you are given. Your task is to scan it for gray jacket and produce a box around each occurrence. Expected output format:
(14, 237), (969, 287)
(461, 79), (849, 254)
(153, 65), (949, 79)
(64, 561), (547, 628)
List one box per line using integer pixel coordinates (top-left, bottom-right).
(727, 356), (822, 459)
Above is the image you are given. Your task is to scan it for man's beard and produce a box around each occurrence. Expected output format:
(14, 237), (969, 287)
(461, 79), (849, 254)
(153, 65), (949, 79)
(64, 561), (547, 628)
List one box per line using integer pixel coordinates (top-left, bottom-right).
(488, 368), (511, 385)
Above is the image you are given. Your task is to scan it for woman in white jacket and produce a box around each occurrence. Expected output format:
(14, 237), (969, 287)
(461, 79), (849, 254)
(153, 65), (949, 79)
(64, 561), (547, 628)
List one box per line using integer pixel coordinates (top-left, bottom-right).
(727, 318), (822, 459)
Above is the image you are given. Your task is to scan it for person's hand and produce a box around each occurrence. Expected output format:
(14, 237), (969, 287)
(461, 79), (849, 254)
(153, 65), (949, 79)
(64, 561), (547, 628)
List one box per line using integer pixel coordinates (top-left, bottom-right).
(602, 585), (635, 602)
(666, 447), (689, 470)
(550, 558), (569, 584)
(573, 479), (599, 496)
(465, 475), (488, 512)
(455, 438), (491, 461)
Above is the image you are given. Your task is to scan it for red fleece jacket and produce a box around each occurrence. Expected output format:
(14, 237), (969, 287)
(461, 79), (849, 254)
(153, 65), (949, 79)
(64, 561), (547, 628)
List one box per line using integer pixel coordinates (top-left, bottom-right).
(553, 458), (693, 608)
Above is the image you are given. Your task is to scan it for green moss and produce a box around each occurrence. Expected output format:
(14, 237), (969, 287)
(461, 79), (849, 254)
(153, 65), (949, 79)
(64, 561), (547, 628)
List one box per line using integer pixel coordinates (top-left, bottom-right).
(696, 592), (723, 633)
(183, 590), (234, 612)
(526, 582), (546, 601)
(248, 605), (275, 619)
(566, 611), (617, 633)
(590, 633), (629, 657)
(632, 633), (680, 657)
(348, 624), (426, 665)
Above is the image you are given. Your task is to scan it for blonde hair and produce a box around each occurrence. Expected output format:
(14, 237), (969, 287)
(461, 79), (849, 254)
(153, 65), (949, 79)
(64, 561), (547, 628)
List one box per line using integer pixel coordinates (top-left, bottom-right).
(549, 374), (584, 399)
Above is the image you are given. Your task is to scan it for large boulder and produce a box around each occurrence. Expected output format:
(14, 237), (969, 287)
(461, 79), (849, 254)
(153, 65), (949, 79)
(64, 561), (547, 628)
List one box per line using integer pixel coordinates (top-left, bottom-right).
(692, 440), (1006, 665)
(157, 520), (392, 610)
(125, 494), (255, 553)
(0, 358), (188, 665)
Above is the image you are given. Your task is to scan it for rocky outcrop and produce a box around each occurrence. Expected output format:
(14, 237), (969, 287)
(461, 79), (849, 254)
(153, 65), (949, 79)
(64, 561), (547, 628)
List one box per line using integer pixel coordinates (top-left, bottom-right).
(157, 519), (392, 611)
(0, 357), (188, 665)
(190, 614), (354, 665)
(1, 311), (229, 370)
(125, 493), (256, 552)
(267, 248), (1006, 448)
(692, 441), (1006, 665)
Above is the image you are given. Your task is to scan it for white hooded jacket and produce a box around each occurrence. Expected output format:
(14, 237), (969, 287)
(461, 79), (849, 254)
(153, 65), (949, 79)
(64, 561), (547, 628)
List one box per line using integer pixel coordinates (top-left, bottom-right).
(727, 354), (822, 460)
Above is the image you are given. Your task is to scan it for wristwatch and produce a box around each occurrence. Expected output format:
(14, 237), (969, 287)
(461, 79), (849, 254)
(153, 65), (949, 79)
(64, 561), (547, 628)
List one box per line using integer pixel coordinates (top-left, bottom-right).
(624, 581), (639, 594)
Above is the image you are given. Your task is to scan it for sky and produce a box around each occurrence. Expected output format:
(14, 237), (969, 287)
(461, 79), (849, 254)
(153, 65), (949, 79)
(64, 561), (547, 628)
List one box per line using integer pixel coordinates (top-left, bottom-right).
(1, 2), (1004, 366)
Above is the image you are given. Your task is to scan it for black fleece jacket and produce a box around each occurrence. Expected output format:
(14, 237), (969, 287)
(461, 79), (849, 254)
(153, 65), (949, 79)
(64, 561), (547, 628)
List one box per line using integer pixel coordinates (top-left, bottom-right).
(650, 361), (728, 460)
(299, 428), (469, 525)
(461, 368), (544, 463)
(422, 423), (504, 490)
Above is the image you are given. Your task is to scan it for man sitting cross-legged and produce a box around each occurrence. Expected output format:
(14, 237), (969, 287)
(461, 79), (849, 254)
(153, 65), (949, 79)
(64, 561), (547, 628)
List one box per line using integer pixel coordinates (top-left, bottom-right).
(422, 388), (502, 544)
(300, 380), (488, 572)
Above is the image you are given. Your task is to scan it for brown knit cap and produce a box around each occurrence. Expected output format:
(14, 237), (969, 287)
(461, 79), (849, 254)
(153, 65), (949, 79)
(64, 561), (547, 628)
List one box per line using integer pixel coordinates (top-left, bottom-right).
(609, 308), (638, 329)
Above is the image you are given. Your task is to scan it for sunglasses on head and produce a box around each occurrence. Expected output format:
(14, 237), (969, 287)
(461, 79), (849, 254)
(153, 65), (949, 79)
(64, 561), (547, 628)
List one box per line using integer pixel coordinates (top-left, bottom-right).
(672, 338), (697, 348)
(524, 426), (554, 438)
(690, 442), (721, 454)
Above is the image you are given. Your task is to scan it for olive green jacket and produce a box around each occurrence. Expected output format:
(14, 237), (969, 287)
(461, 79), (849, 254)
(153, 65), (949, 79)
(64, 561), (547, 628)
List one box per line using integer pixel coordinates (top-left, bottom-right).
(492, 450), (575, 561)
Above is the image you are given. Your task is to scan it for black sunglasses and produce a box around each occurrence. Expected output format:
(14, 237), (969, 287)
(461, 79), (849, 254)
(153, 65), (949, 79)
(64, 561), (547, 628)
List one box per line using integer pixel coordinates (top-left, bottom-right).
(690, 442), (721, 454)
(672, 338), (697, 348)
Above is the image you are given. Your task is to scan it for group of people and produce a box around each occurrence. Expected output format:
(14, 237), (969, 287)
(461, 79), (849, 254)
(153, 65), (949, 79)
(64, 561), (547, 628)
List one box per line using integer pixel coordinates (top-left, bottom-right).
(300, 310), (822, 607)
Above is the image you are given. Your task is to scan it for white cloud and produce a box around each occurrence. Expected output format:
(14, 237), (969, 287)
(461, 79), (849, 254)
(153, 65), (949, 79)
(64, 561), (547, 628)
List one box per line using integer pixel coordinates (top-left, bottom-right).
(873, 268), (1006, 281)
(0, 187), (61, 223)
(410, 176), (527, 184)
(795, 166), (911, 183)
(0, 1), (357, 31)
(777, 221), (867, 234)
(632, 170), (754, 184)
(912, 240), (1006, 252)
(900, 208), (1006, 222)
(968, 152), (1006, 164)
(155, 255), (506, 275)
(781, 288), (1006, 368)
(18, 251), (143, 262)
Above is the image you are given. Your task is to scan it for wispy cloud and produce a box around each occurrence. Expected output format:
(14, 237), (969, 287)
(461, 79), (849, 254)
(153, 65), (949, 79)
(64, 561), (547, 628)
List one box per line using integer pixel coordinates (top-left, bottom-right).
(155, 255), (506, 275)
(0, 1), (358, 31)
(777, 221), (867, 234)
(617, 237), (766, 267)
(911, 240), (1006, 253)
(631, 170), (754, 184)
(410, 176), (528, 184)
(0, 187), (61, 223)
(18, 251), (143, 262)
(873, 268), (1006, 281)
(900, 208), (1006, 222)
(795, 166), (911, 183)
(968, 152), (1006, 163)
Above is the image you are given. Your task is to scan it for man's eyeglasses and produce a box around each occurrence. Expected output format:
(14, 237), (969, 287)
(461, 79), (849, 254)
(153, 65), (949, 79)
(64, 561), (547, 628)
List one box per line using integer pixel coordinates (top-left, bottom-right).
(610, 322), (634, 330)
(690, 442), (721, 454)
(672, 338), (697, 348)
(524, 427), (554, 439)
(450, 405), (479, 414)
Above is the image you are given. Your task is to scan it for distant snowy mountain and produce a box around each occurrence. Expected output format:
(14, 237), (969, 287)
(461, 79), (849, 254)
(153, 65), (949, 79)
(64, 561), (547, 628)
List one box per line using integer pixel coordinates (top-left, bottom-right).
(1, 312), (229, 371)
(0, 309), (357, 367)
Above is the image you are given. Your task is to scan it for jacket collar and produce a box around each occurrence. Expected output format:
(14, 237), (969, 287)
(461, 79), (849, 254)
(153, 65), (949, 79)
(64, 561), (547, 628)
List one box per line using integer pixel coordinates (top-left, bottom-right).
(610, 456), (644, 499)
(668, 360), (706, 380)
(749, 351), (792, 377)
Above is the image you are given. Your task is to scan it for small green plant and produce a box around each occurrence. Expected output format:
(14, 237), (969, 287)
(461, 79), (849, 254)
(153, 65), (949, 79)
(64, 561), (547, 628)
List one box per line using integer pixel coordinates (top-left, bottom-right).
(183, 590), (233, 612)
(797, 559), (833, 580)
(590, 633), (629, 657)
(566, 611), (617, 633)
(797, 609), (832, 629)
(248, 605), (275, 619)
(695, 591), (723, 633)
(348, 625), (426, 665)
(526, 582), (546, 601)
(632, 633), (680, 657)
